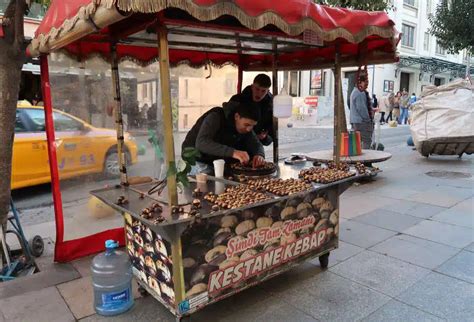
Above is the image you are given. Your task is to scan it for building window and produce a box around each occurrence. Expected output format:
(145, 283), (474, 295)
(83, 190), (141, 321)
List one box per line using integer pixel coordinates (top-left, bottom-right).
(426, 0), (432, 13)
(289, 71), (299, 97)
(436, 41), (446, 55)
(404, 0), (417, 7)
(423, 32), (430, 51)
(401, 24), (415, 48)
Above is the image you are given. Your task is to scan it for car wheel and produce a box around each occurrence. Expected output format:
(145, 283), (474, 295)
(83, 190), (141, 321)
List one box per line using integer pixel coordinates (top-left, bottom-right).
(104, 149), (130, 177)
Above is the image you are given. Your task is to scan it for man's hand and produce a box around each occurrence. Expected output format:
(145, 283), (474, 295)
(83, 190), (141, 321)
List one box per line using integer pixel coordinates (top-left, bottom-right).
(257, 130), (268, 140)
(252, 155), (265, 168)
(232, 150), (250, 164)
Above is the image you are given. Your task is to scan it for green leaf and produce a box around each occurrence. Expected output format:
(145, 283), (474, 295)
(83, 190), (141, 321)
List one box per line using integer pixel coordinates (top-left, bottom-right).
(177, 159), (187, 172)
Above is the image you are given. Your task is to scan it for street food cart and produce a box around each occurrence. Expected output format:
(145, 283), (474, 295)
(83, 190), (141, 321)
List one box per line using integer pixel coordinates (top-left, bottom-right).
(28, 0), (399, 319)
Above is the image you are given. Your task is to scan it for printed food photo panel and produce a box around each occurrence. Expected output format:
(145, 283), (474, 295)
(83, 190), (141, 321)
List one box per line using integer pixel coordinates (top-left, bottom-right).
(181, 187), (339, 307)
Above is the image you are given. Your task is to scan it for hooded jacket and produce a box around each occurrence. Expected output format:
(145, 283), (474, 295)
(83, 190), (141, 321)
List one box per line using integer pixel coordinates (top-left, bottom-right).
(224, 85), (274, 145)
(182, 107), (264, 165)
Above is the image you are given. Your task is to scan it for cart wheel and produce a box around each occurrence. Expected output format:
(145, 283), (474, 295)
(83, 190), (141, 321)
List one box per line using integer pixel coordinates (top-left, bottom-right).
(319, 253), (330, 269)
(137, 285), (149, 297)
(29, 235), (44, 257)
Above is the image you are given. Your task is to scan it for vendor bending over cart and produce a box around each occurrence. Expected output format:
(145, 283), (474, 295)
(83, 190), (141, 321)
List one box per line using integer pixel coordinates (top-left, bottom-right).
(182, 103), (266, 174)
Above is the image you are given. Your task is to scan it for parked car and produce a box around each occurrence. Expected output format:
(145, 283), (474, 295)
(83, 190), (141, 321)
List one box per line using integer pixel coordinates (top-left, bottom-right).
(11, 103), (138, 189)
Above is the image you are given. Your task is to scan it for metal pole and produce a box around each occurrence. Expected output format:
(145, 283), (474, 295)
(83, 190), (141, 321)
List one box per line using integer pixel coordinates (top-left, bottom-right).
(110, 44), (128, 185)
(157, 27), (178, 205)
(333, 48), (341, 164)
(466, 52), (471, 80)
(40, 55), (65, 260)
(272, 40), (279, 163)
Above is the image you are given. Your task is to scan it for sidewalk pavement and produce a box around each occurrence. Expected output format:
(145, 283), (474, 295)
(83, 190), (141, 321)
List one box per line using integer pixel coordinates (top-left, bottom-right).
(1, 145), (473, 322)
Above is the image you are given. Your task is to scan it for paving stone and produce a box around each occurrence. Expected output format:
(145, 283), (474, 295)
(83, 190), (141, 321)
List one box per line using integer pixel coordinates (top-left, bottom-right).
(0, 287), (74, 322)
(340, 195), (394, 219)
(403, 220), (474, 248)
(80, 296), (174, 322)
(435, 251), (474, 284)
(362, 299), (445, 322)
(403, 203), (448, 219)
(465, 242), (474, 253)
(354, 209), (423, 232)
(310, 241), (364, 268)
(0, 263), (80, 299)
(407, 187), (473, 208)
(58, 275), (143, 320)
(431, 207), (474, 229)
(369, 185), (421, 200)
(213, 294), (317, 322)
(383, 200), (422, 215)
(57, 276), (95, 320)
(370, 234), (459, 269)
(397, 272), (474, 321)
(339, 220), (397, 248)
(71, 255), (94, 277)
(330, 250), (430, 297)
(271, 271), (390, 321)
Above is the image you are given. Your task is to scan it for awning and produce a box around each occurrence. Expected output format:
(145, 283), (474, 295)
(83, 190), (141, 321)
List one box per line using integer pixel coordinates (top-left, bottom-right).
(28, 0), (400, 70)
(398, 55), (473, 78)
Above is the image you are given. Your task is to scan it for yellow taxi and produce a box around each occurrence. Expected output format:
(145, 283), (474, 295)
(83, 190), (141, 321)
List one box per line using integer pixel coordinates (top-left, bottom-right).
(12, 103), (138, 189)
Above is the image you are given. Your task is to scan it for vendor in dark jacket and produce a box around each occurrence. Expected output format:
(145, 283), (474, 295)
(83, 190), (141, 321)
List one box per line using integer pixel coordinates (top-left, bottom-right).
(182, 102), (266, 168)
(225, 74), (274, 146)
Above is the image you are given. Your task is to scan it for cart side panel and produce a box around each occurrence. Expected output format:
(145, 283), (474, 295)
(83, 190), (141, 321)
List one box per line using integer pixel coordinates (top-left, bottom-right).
(124, 213), (176, 307)
(179, 187), (339, 315)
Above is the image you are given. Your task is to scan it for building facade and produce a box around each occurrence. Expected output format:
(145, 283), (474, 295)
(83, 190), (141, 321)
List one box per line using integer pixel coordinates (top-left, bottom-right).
(294, 0), (473, 125)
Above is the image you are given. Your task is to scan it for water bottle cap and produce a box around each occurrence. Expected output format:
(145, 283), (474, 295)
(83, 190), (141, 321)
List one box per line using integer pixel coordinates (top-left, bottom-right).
(105, 240), (119, 249)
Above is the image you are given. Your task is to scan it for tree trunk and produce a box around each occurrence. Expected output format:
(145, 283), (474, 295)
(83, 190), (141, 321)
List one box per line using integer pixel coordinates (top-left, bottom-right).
(0, 0), (26, 225)
(0, 41), (22, 225)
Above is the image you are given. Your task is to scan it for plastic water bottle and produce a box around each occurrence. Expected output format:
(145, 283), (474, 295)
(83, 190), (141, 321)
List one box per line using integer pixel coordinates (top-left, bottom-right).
(91, 240), (134, 316)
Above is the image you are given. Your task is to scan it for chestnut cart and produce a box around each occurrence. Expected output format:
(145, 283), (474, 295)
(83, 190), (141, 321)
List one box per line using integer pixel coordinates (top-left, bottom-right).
(28, 0), (399, 319)
(91, 163), (378, 318)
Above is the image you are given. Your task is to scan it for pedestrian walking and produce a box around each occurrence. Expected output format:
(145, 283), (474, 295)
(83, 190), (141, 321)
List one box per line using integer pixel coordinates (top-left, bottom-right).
(378, 93), (388, 124)
(385, 92), (394, 122)
(399, 89), (409, 125)
(392, 91), (401, 123)
(350, 75), (373, 149)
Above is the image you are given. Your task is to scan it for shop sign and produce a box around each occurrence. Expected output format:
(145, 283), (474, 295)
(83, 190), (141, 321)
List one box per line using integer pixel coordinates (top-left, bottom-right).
(304, 96), (318, 107)
(208, 225), (330, 294)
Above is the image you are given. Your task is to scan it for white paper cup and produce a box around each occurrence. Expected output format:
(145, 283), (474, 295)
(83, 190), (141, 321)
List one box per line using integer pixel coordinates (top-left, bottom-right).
(213, 159), (225, 178)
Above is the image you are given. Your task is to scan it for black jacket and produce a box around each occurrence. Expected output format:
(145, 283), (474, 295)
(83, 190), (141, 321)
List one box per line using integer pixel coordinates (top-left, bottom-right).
(182, 107), (265, 165)
(226, 85), (274, 145)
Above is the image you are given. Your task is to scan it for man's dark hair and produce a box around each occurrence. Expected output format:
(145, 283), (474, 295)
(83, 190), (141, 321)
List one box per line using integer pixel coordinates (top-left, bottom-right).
(253, 74), (271, 88)
(235, 102), (261, 122)
(358, 75), (367, 83)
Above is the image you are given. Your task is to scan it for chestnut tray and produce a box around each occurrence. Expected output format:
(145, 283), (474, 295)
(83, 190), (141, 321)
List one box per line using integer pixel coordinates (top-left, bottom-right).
(226, 163), (277, 177)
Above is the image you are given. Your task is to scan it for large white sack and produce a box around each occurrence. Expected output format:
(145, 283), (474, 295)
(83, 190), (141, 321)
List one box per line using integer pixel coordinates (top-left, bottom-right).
(410, 79), (474, 150)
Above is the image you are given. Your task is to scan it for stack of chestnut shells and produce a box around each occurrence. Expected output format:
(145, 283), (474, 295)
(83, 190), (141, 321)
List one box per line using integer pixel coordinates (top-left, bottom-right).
(203, 185), (271, 209)
(354, 162), (368, 175)
(327, 161), (350, 172)
(246, 178), (312, 196)
(299, 167), (355, 184)
(230, 161), (275, 171)
(182, 191), (339, 299)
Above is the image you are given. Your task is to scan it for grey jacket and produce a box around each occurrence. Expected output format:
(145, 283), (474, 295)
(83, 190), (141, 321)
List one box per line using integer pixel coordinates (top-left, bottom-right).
(350, 87), (371, 123)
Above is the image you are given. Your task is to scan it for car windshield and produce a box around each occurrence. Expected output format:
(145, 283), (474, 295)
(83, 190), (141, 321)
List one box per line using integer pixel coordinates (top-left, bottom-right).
(22, 108), (84, 132)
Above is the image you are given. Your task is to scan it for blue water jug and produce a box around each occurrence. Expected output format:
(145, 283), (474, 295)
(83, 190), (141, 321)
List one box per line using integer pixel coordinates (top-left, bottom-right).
(91, 240), (134, 316)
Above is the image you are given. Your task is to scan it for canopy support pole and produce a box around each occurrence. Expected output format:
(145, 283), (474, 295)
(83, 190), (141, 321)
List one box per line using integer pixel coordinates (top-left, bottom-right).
(110, 44), (128, 185)
(333, 46), (342, 164)
(157, 26), (184, 304)
(272, 40), (279, 163)
(40, 55), (65, 261)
